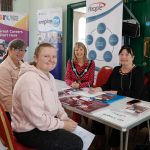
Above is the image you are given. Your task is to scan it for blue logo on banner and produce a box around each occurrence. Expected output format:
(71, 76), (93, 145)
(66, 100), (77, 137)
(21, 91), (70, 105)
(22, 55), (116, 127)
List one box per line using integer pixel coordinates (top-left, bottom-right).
(86, 34), (93, 45)
(88, 50), (97, 60)
(95, 37), (106, 50)
(103, 51), (112, 62)
(109, 34), (118, 46)
(52, 16), (60, 27)
(97, 23), (106, 34)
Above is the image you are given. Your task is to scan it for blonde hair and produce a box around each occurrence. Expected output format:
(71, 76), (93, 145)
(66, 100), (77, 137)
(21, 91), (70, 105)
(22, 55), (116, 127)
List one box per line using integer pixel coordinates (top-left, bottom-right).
(30, 43), (55, 66)
(72, 42), (87, 62)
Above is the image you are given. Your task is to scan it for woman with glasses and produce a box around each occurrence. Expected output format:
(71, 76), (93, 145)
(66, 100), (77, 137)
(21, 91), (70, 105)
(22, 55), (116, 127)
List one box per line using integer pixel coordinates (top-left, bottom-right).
(0, 39), (27, 121)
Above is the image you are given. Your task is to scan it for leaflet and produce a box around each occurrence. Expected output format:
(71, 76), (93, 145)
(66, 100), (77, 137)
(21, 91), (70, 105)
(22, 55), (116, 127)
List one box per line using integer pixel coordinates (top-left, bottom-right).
(72, 126), (95, 150)
(59, 96), (108, 112)
(76, 90), (105, 98)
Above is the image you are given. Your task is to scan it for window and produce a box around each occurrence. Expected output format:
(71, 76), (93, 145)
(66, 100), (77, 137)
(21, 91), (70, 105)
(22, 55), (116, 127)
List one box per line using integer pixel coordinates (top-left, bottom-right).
(78, 17), (86, 44)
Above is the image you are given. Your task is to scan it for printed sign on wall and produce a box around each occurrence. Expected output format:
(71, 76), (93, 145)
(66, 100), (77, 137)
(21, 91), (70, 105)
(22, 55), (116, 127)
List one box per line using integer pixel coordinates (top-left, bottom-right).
(0, 11), (29, 63)
(37, 8), (63, 79)
(86, 0), (123, 72)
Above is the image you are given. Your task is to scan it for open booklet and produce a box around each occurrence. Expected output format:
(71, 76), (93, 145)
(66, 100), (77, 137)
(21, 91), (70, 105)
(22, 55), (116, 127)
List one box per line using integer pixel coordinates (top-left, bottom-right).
(58, 87), (105, 98)
(74, 89), (125, 104)
(58, 88), (125, 107)
(59, 96), (109, 112)
(93, 93), (125, 104)
(72, 126), (95, 150)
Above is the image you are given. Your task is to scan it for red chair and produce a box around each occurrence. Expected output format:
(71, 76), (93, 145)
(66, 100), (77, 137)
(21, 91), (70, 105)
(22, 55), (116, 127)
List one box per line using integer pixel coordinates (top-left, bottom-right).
(144, 73), (149, 86)
(94, 66), (113, 87)
(0, 104), (36, 150)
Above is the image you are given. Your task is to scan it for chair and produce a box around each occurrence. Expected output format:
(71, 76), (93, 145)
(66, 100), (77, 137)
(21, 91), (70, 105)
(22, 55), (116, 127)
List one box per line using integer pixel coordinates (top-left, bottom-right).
(94, 66), (113, 87)
(141, 72), (150, 102)
(0, 104), (36, 150)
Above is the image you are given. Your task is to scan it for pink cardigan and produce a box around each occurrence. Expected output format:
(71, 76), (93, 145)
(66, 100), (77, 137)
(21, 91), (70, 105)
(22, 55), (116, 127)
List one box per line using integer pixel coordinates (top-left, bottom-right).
(0, 56), (20, 113)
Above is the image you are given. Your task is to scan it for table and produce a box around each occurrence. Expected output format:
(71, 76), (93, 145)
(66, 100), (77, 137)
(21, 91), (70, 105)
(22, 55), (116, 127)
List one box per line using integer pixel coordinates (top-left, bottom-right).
(56, 80), (150, 150)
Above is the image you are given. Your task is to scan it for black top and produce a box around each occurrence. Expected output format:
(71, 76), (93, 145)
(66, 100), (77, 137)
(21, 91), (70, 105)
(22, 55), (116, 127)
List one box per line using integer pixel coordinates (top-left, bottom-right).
(101, 66), (144, 99)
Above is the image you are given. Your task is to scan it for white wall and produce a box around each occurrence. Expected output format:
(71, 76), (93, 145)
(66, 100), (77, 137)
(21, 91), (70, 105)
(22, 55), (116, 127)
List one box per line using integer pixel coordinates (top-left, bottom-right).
(13, 0), (83, 78)
(13, 0), (29, 12)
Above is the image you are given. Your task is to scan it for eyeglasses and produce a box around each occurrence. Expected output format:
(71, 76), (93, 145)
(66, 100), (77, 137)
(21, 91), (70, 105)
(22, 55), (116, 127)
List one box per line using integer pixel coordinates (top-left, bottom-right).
(14, 49), (27, 52)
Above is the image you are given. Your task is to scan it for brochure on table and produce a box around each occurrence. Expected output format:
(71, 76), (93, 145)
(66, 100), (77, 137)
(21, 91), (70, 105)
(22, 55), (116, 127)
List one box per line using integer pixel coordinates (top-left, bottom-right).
(58, 88), (128, 113)
(58, 88), (108, 112)
(59, 96), (108, 112)
(123, 103), (149, 114)
(93, 93), (125, 104)
(69, 88), (124, 101)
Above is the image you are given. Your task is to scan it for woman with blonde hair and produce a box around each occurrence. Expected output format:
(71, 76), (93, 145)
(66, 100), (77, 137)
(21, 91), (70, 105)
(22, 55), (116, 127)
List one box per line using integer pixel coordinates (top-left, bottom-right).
(65, 42), (95, 89)
(12, 43), (83, 150)
(65, 42), (95, 124)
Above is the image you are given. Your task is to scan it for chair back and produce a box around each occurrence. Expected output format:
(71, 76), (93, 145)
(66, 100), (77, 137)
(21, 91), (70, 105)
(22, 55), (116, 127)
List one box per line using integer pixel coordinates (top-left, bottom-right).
(141, 72), (150, 102)
(95, 66), (113, 87)
(0, 104), (16, 150)
(144, 72), (150, 86)
(0, 104), (36, 150)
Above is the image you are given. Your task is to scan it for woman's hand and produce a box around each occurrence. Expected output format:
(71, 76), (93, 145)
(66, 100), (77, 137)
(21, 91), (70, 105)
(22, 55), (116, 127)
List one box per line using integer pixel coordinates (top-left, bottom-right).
(71, 82), (80, 89)
(63, 119), (77, 132)
(88, 87), (102, 94)
(104, 90), (117, 94)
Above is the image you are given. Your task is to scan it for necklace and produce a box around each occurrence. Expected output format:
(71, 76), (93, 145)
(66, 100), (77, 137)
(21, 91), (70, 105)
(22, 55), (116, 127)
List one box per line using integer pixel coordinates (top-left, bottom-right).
(71, 60), (92, 82)
(119, 64), (135, 75)
(121, 71), (132, 93)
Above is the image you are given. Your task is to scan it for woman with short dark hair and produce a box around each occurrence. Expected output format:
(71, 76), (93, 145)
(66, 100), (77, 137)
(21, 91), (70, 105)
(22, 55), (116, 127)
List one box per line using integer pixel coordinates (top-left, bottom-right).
(89, 45), (144, 150)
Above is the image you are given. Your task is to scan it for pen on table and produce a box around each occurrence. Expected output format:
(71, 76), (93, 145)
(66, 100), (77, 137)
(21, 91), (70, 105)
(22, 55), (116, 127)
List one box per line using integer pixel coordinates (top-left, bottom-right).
(90, 97), (103, 102)
(88, 83), (91, 89)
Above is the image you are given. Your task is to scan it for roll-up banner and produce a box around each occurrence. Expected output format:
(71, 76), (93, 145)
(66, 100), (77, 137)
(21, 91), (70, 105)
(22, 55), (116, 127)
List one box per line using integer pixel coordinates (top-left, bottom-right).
(0, 11), (29, 62)
(37, 8), (63, 80)
(86, 0), (123, 73)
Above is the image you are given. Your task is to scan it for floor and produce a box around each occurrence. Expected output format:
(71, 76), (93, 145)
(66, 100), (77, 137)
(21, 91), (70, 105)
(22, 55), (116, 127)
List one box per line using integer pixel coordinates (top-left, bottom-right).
(128, 127), (149, 150)
(88, 126), (149, 150)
